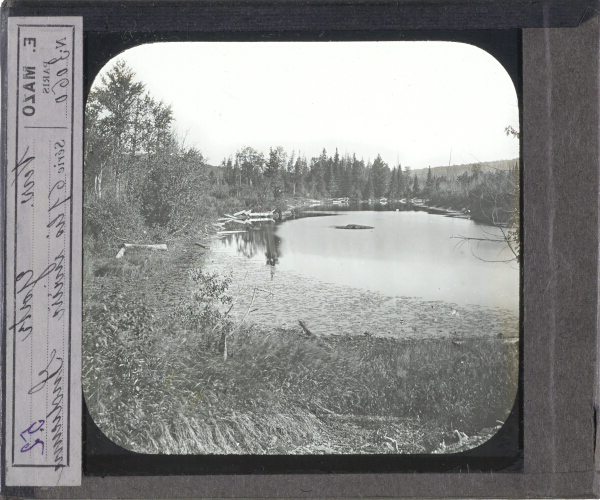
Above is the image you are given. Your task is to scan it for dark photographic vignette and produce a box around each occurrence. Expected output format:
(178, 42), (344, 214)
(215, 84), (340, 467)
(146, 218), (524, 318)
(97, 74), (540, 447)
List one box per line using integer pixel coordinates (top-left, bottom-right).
(80, 28), (523, 474)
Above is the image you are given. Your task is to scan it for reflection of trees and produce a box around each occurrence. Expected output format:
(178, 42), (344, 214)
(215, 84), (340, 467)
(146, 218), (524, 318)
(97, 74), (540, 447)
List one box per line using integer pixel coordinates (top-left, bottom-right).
(221, 223), (281, 266)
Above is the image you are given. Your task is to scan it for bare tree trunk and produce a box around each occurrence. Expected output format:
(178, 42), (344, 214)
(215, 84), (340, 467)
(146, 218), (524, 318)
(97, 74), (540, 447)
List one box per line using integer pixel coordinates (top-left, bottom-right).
(95, 164), (103, 199)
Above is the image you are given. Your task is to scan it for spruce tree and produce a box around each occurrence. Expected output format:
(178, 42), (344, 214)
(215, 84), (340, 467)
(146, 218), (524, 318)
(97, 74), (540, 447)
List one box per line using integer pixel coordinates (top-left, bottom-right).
(413, 173), (420, 197)
(371, 154), (390, 199)
(425, 166), (435, 198)
(389, 168), (397, 200)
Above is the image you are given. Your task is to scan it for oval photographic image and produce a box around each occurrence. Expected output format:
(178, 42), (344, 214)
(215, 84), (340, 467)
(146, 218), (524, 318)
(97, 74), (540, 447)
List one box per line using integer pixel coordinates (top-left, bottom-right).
(83, 41), (520, 455)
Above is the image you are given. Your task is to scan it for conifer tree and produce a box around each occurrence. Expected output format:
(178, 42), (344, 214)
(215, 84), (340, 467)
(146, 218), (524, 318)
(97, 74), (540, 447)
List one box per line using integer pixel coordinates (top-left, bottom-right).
(413, 173), (420, 197)
(424, 166), (435, 198)
(371, 154), (390, 199)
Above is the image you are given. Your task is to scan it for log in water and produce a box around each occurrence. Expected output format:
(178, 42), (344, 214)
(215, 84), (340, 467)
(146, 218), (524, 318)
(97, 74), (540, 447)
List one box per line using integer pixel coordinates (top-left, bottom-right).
(334, 224), (374, 230)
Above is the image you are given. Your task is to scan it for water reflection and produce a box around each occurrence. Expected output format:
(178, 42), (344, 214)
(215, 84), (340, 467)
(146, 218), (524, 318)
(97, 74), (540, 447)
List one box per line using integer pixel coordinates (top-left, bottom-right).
(219, 224), (282, 267)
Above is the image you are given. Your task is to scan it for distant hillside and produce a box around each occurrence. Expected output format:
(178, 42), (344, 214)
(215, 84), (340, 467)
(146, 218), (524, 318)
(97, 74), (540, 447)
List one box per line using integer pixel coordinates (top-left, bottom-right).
(410, 159), (519, 179)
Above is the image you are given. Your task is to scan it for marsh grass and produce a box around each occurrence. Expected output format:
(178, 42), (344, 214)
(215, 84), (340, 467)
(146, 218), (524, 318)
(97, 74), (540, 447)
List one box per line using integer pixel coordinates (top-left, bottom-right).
(83, 255), (518, 454)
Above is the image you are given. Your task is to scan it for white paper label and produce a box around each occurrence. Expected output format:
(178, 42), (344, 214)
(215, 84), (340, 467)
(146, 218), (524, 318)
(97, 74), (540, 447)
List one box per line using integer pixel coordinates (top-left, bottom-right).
(5, 17), (82, 486)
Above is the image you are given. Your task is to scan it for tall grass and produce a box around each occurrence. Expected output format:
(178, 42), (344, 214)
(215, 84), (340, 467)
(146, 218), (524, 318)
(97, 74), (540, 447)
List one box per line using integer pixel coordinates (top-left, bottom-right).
(83, 261), (518, 454)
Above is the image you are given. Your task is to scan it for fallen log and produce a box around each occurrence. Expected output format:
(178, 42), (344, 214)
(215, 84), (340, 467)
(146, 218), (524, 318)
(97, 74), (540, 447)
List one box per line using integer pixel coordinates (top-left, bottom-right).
(298, 320), (314, 337)
(245, 211), (274, 217)
(194, 242), (210, 249)
(115, 243), (168, 259)
(246, 217), (275, 222)
(218, 210), (276, 227)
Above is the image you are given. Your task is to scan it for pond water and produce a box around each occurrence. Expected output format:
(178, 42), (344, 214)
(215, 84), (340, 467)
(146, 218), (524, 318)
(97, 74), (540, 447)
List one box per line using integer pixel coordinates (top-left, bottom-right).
(204, 206), (520, 339)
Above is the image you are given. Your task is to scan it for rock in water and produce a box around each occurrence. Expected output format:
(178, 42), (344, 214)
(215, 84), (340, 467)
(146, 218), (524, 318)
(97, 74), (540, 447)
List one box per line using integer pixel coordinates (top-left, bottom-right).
(334, 224), (373, 230)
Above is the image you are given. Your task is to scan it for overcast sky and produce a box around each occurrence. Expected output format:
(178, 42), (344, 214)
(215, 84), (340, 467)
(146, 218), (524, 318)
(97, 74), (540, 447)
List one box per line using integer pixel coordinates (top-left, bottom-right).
(93, 41), (520, 168)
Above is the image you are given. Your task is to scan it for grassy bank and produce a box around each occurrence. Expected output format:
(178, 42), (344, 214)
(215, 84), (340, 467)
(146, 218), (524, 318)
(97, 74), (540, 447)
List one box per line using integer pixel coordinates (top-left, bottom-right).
(83, 248), (518, 455)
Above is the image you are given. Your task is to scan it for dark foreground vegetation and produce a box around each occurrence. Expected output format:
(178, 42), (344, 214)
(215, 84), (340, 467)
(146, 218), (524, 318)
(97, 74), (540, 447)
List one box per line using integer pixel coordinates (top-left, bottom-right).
(83, 61), (520, 454)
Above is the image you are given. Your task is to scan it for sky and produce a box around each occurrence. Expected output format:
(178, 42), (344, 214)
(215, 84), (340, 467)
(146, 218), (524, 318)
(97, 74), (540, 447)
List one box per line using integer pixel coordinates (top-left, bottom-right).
(93, 41), (520, 168)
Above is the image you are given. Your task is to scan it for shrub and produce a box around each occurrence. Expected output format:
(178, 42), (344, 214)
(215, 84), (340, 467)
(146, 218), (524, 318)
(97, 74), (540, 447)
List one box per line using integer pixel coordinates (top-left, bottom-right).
(84, 196), (148, 255)
(83, 291), (158, 406)
(168, 269), (234, 351)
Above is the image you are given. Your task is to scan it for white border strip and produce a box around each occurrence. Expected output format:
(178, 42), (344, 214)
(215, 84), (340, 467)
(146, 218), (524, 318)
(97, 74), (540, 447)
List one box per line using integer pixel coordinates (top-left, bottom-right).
(5, 16), (82, 487)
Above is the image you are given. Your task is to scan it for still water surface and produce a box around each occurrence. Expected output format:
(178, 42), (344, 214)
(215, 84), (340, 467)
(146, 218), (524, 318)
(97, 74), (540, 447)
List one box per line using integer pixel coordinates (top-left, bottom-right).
(204, 207), (519, 338)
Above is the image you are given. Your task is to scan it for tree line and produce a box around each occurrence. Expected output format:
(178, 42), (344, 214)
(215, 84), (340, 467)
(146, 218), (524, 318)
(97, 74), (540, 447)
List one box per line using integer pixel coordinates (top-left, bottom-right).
(219, 146), (423, 203)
